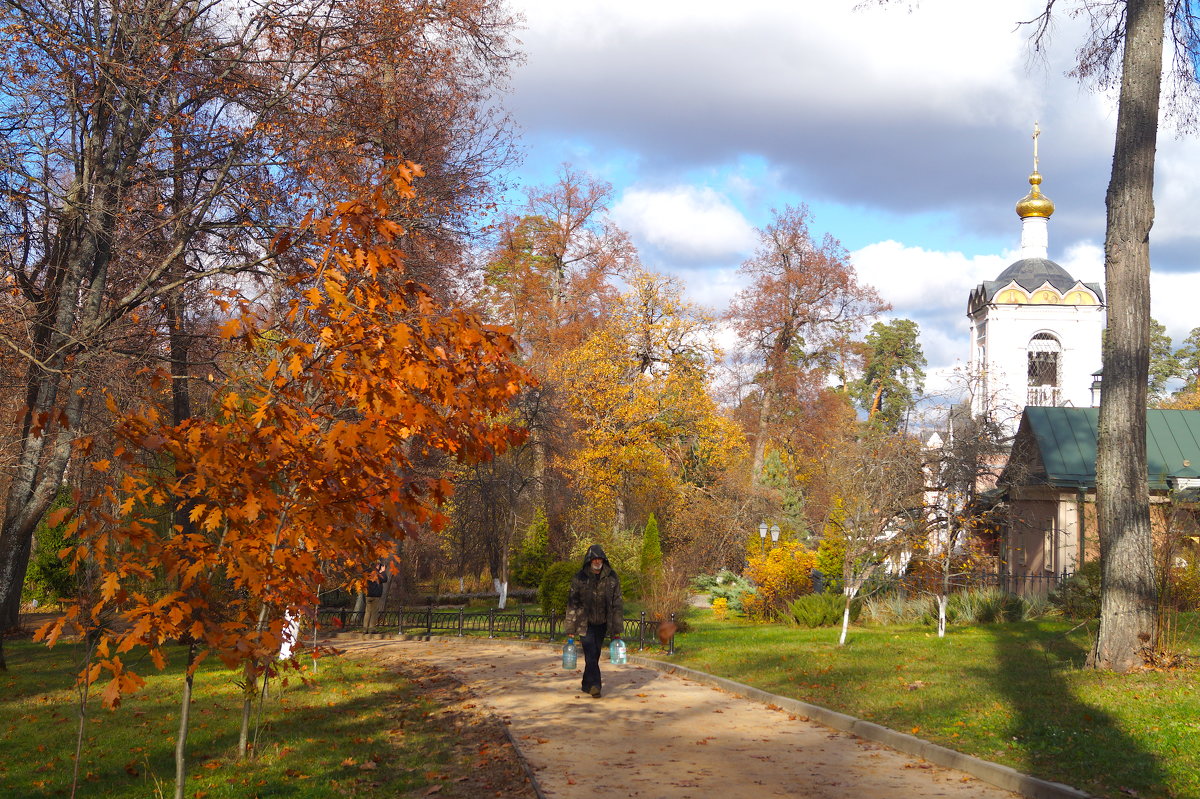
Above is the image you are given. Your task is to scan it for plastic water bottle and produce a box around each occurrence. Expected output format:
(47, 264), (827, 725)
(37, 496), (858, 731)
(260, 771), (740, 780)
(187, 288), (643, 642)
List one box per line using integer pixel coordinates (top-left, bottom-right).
(562, 637), (578, 669)
(609, 637), (627, 665)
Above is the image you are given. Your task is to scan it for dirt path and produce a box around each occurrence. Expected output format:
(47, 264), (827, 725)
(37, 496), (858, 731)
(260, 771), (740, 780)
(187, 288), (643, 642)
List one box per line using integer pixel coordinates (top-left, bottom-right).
(336, 637), (1023, 799)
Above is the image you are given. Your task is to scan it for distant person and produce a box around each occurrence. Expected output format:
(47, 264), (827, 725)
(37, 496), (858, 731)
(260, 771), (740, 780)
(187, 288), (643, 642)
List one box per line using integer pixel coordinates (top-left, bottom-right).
(566, 544), (623, 698)
(364, 564), (389, 632)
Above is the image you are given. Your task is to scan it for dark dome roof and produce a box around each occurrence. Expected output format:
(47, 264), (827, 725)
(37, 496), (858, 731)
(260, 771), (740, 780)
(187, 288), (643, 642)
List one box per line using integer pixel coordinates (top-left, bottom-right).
(995, 258), (1076, 292)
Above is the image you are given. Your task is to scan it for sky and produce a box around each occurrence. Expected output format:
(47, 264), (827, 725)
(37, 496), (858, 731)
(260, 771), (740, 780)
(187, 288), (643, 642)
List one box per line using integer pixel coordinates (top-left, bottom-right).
(496, 0), (1200, 394)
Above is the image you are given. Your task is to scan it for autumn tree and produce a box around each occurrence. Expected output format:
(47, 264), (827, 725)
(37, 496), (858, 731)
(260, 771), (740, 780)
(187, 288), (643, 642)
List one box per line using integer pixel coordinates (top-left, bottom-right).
(765, 387), (862, 546)
(553, 270), (741, 535)
(0, 0), (520, 635)
(483, 167), (634, 361)
(742, 542), (817, 622)
(479, 168), (636, 548)
(274, 0), (520, 298)
(726, 205), (887, 478)
(642, 513), (664, 579)
(37, 164), (529, 796)
(816, 433), (924, 646)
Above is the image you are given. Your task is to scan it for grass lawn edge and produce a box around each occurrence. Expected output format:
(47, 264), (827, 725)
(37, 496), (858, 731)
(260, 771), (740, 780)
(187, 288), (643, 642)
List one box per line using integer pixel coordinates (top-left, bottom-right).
(626, 653), (1096, 799)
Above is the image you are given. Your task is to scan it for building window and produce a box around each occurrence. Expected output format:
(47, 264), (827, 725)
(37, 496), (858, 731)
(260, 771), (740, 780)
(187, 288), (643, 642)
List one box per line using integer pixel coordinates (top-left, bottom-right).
(1044, 523), (1056, 573)
(1027, 333), (1061, 406)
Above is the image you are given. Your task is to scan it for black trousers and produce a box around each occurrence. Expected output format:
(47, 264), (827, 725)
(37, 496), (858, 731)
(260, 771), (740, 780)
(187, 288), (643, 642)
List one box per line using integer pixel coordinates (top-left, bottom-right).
(581, 622), (607, 692)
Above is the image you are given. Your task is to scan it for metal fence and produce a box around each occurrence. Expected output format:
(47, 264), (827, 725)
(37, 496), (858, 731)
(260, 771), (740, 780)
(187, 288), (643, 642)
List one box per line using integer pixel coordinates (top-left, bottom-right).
(315, 604), (676, 653)
(981, 571), (1072, 597)
(820, 570), (1072, 600)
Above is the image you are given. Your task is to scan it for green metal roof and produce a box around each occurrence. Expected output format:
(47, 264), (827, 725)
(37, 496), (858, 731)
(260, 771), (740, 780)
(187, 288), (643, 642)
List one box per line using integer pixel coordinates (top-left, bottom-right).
(1019, 407), (1200, 490)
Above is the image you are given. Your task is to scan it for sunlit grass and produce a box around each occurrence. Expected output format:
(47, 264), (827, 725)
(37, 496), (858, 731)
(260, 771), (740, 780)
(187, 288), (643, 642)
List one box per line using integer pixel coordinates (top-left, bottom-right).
(668, 612), (1200, 799)
(0, 639), (489, 798)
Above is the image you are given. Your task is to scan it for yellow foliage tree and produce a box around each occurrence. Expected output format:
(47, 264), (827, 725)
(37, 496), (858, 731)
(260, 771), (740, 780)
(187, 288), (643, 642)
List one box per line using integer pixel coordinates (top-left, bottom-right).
(552, 271), (741, 531)
(742, 542), (817, 622)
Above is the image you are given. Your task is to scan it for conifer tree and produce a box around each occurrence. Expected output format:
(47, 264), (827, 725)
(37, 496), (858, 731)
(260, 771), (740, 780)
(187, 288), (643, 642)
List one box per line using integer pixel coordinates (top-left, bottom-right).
(641, 513), (664, 579)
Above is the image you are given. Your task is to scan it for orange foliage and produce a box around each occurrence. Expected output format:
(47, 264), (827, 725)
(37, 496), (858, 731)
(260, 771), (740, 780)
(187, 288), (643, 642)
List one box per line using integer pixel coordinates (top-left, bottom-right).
(742, 542), (817, 622)
(37, 164), (530, 707)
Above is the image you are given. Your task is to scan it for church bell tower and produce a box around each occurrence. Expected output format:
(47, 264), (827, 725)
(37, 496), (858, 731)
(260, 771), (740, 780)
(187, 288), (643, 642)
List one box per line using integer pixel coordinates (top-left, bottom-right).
(967, 125), (1105, 428)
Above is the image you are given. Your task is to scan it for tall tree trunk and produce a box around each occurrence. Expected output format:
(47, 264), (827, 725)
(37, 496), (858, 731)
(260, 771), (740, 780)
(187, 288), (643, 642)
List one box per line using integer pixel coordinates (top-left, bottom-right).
(0, 112), (121, 631)
(1089, 0), (1163, 672)
(752, 386), (774, 480)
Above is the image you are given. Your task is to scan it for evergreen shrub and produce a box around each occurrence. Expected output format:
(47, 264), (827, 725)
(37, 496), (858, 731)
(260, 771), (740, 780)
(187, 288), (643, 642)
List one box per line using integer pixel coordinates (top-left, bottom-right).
(21, 488), (75, 607)
(538, 561), (578, 615)
(787, 593), (860, 628)
(692, 569), (754, 613)
(511, 510), (552, 588)
(641, 514), (663, 578)
(1049, 561), (1102, 619)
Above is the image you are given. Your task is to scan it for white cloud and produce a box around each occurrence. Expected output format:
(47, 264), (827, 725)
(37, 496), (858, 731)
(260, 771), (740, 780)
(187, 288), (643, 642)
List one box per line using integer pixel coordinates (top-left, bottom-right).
(850, 240), (1006, 315)
(675, 266), (747, 315)
(1153, 136), (1200, 247)
(1057, 241), (1104, 285)
(1152, 271), (1200, 344)
(612, 185), (757, 265)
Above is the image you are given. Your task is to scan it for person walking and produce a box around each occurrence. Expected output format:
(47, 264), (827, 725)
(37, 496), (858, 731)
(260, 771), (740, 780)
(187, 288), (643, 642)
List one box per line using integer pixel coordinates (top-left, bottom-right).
(566, 544), (623, 698)
(363, 563), (390, 632)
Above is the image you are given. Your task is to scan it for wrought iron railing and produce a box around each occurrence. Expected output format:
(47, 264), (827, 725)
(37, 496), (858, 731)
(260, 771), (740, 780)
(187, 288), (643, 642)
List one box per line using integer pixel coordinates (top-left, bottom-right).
(1026, 385), (1062, 406)
(315, 605), (676, 653)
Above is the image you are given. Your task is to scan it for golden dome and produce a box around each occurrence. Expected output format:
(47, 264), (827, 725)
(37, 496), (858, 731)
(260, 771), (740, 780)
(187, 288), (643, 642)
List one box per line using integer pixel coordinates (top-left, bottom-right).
(1015, 171), (1055, 218)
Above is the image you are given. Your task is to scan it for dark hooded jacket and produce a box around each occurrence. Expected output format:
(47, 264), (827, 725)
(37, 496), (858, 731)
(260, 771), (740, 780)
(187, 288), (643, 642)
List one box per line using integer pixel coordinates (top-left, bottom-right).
(565, 544), (623, 638)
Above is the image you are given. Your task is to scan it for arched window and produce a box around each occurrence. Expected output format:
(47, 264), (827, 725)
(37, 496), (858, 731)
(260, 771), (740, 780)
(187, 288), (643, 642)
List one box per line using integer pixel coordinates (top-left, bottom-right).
(1027, 333), (1061, 406)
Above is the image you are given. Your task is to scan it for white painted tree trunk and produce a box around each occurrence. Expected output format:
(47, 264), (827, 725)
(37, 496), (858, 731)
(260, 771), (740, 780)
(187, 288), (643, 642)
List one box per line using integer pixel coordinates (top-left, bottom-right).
(278, 612), (300, 659)
(838, 586), (860, 646)
(494, 578), (508, 610)
(937, 595), (948, 638)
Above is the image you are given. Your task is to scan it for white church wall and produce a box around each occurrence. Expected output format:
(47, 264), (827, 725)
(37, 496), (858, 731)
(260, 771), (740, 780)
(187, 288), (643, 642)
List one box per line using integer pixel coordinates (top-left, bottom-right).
(970, 300), (1104, 426)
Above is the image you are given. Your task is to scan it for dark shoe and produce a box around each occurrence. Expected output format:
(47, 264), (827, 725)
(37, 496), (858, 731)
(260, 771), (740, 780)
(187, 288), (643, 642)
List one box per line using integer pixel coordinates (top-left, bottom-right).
(589, 685), (601, 698)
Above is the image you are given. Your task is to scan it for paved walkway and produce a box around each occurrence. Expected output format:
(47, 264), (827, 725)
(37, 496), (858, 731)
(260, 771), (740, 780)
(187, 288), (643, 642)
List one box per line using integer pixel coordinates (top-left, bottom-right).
(336, 637), (1032, 799)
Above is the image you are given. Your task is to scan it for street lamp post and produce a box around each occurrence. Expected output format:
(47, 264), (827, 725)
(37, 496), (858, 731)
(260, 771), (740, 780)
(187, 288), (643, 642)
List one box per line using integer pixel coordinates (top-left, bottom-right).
(759, 522), (781, 551)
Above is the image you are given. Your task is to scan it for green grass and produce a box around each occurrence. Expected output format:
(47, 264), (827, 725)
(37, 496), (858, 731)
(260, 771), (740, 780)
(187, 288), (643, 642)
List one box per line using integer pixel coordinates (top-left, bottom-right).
(0, 639), (495, 798)
(668, 612), (1200, 799)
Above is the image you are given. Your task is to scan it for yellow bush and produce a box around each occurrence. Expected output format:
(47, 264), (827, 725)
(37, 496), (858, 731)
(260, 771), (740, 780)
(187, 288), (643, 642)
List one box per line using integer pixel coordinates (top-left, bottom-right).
(711, 596), (729, 619)
(1166, 562), (1200, 611)
(742, 542), (817, 622)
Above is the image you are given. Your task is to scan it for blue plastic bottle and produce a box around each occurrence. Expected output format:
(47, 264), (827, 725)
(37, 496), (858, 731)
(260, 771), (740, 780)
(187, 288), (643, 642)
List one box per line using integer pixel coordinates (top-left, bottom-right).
(609, 637), (627, 665)
(562, 636), (578, 669)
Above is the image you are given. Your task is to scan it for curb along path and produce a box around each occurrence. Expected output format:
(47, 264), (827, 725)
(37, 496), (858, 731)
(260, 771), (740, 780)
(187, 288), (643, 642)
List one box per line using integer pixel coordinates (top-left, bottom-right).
(336, 637), (1088, 799)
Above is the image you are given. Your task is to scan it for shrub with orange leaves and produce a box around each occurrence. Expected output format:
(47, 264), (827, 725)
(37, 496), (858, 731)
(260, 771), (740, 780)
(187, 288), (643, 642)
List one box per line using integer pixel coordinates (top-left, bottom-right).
(742, 542), (817, 622)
